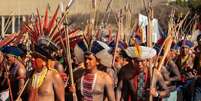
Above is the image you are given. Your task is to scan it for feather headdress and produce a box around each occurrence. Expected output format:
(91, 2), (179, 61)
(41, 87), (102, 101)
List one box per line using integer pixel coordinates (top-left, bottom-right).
(23, 6), (81, 59)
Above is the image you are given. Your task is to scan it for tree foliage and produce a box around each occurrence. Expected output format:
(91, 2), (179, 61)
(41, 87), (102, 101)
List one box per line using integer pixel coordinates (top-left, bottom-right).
(176, 0), (201, 15)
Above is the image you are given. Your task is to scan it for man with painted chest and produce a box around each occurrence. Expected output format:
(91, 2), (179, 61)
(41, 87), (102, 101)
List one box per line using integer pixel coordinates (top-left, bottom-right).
(71, 51), (115, 101)
(116, 46), (169, 101)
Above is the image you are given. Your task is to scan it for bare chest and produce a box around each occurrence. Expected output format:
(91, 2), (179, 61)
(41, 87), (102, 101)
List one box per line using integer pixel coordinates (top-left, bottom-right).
(37, 75), (54, 96)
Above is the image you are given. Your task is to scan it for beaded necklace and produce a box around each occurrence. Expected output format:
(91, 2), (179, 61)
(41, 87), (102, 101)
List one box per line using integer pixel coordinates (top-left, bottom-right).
(31, 67), (48, 89)
(81, 72), (97, 101)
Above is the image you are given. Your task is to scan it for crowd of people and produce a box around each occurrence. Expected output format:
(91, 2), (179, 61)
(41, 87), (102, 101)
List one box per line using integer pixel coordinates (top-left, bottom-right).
(0, 5), (201, 101)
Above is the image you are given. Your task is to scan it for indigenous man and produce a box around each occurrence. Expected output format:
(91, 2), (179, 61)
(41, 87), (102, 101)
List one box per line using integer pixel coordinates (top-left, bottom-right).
(175, 40), (195, 101)
(161, 48), (181, 101)
(0, 51), (10, 101)
(108, 41), (128, 87)
(28, 53), (65, 101)
(21, 7), (68, 101)
(117, 46), (169, 101)
(71, 51), (116, 101)
(6, 53), (26, 101)
(0, 51), (26, 101)
(176, 40), (195, 80)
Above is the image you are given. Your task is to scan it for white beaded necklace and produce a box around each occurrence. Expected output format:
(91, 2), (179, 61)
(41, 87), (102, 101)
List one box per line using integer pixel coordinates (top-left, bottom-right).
(80, 72), (97, 97)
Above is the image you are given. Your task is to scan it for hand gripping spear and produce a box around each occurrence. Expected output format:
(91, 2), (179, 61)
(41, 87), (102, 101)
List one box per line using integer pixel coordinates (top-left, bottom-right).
(149, 11), (175, 101)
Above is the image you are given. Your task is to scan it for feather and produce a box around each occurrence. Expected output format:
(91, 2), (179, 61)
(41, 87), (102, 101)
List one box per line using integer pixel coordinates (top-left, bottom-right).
(34, 18), (40, 39)
(43, 6), (49, 31)
(52, 30), (64, 43)
(24, 24), (37, 42)
(49, 15), (66, 40)
(134, 43), (141, 57)
(36, 8), (43, 36)
(47, 6), (59, 34)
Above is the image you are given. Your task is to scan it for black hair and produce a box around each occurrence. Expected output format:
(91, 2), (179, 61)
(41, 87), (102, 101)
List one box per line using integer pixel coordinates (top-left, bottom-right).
(197, 34), (201, 42)
(84, 51), (99, 61)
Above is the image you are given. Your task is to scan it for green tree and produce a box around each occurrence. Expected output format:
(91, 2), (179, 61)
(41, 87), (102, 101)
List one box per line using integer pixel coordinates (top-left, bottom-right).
(176, 0), (201, 14)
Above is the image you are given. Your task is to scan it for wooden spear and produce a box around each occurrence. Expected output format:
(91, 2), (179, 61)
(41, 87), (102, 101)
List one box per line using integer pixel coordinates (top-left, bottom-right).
(3, 60), (14, 101)
(147, 1), (153, 47)
(16, 79), (30, 101)
(149, 10), (175, 101)
(112, 10), (122, 67)
(102, 0), (113, 24)
(61, 0), (77, 100)
(124, 2), (132, 46)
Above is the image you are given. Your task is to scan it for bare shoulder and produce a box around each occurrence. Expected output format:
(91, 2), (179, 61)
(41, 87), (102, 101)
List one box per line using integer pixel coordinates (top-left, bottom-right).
(48, 68), (61, 80)
(97, 71), (112, 81)
(46, 68), (64, 86)
(17, 62), (26, 76)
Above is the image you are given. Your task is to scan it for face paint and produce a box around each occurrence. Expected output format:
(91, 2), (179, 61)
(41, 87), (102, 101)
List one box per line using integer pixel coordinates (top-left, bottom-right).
(33, 58), (45, 70)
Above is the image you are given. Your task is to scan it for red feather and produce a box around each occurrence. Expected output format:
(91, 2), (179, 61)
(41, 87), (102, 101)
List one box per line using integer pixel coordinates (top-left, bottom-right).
(36, 8), (43, 36)
(24, 24), (37, 42)
(59, 36), (66, 50)
(49, 11), (66, 40)
(43, 6), (49, 31)
(47, 6), (59, 34)
(52, 28), (65, 43)
(34, 18), (40, 39)
(69, 28), (80, 38)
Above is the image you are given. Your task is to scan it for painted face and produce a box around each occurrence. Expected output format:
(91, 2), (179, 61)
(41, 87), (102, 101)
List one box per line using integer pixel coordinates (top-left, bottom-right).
(181, 47), (188, 55)
(33, 58), (45, 70)
(84, 54), (97, 70)
(135, 59), (146, 71)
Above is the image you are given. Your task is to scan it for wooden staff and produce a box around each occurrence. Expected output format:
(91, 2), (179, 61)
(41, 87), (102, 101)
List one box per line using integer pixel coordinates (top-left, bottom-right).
(63, 17), (77, 101)
(175, 11), (190, 41)
(16, 33), (32, 101)
(157, 36), (173, 71)
(147, 2), (153, 47)
(61, 0), (77, 100)
(16, 79), (30, 101)
(184, 15), (197, 39)
(124, 2), (132, 46)
(149, 35), (173, 101)
(112, 10), (122, 67)
(91, 0), (97, 36)
(149, 10), (175, 101)
(3, 60), (14, 101)
(102, 0), (113, 24)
